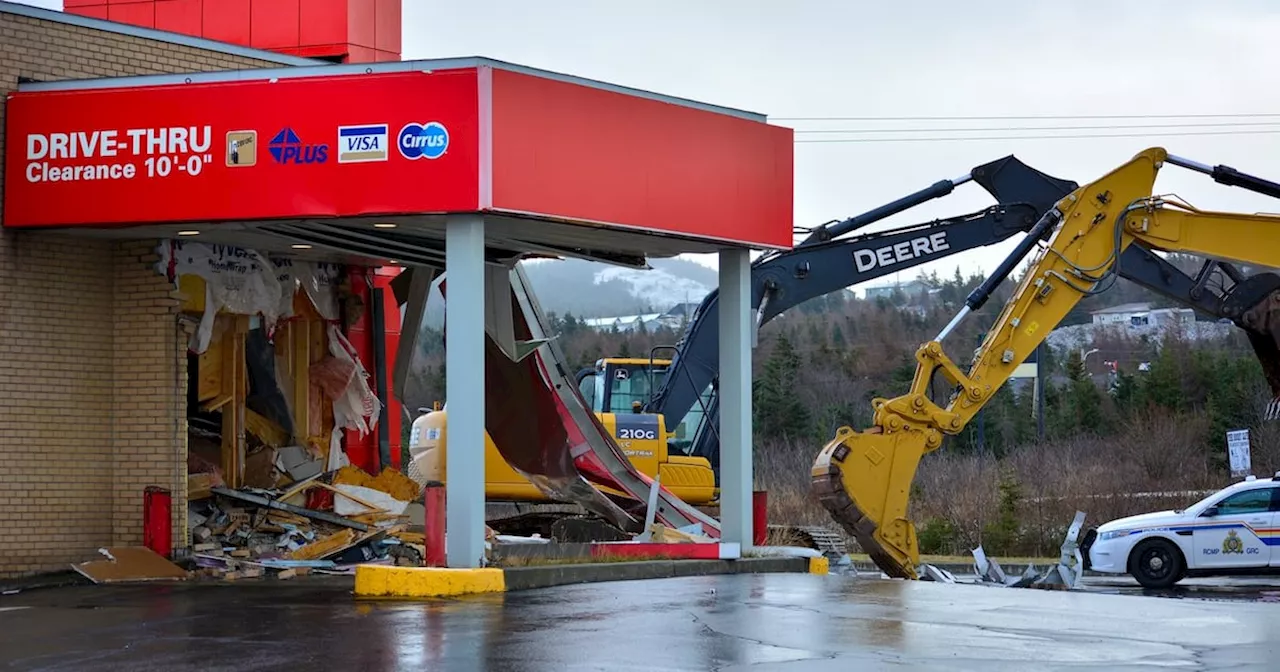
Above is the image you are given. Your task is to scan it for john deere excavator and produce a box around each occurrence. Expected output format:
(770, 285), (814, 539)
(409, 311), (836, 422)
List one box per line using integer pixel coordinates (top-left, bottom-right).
(579, 153), (1079, 468)
(813, 147), (1280, 579)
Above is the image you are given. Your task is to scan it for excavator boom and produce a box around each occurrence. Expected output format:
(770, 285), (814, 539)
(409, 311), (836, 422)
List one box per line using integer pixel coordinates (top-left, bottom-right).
(645, 155), (1079, 465)
(814, 147), (1280, 578)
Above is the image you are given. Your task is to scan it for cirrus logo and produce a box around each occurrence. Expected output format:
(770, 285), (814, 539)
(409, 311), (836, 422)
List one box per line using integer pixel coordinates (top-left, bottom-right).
(398, 122), (449, 160)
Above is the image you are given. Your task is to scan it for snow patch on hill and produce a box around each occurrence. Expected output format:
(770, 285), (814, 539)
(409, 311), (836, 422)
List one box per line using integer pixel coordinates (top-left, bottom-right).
(593, 266), (710, 312)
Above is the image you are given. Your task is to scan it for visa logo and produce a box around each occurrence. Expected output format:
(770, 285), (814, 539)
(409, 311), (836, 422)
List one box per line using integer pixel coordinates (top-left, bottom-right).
(337, 124), (389, 163)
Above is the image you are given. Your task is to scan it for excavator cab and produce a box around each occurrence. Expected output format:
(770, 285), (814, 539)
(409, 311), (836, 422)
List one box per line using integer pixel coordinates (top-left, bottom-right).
(576, 358), (667, 415)
(575, 357), (711, 454)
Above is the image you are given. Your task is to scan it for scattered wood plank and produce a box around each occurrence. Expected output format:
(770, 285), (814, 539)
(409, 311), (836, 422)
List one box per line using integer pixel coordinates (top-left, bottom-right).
(211, 487), (368, 531)
(276, 473), (323, 503)
(318, 527), (396, 561)
(394, 532), (426, 545)
(245, 408), (289, 448)
(315, 482), (385, 513)
(291, 529), (358, 560)
(188, 473), (217, 500)
(71, 547), (189, 584)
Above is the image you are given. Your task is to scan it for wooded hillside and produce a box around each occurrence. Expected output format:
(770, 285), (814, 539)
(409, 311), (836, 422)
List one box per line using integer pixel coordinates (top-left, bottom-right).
(403, 257), (1277, 556)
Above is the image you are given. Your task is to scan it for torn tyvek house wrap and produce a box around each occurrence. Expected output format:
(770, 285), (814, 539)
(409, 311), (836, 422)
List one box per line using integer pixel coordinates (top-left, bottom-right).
(310, 324), (382, 471)
(273, 258), (343, 321)
(157, 241), (347, 353)
(156, 240), (283, 353)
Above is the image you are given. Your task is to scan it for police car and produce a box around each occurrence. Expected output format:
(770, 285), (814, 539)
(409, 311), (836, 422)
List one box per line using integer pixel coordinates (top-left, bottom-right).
(1082, 473), (1280, 589)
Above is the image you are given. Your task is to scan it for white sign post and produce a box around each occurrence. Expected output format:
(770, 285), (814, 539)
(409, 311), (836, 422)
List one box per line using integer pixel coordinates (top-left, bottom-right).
(1227, 429), (1252, 478)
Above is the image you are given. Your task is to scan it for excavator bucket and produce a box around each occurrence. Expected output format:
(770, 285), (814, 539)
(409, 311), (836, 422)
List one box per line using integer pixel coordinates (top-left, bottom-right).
(811, 426), (929, 579)
(1230, 278), (1280, 419)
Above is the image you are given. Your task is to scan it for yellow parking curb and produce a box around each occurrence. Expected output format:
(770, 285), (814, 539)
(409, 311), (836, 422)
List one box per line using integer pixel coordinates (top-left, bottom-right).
(808, 557), (829, 575)
(354, 564), (506, 598)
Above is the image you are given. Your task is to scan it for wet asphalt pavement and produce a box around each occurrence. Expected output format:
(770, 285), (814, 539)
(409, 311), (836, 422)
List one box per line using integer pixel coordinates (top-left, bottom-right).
(2, 572), (1279, 671)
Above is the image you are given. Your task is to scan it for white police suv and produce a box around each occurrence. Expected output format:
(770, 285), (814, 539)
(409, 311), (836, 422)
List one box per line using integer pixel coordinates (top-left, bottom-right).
(1082, 474), (1280, 589)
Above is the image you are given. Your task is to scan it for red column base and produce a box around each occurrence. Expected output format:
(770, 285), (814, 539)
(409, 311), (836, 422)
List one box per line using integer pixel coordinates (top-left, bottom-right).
(424, 481), (446, 567)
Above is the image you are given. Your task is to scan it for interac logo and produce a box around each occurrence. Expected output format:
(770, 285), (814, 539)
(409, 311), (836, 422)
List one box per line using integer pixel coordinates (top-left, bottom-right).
(226, 130), (256, 167)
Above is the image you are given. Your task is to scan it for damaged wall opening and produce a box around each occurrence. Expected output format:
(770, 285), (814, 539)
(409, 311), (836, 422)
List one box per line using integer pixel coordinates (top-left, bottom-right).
(157, 241), (425, 574)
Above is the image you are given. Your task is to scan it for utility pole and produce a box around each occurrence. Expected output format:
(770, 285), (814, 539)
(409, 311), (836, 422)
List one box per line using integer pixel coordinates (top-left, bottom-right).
(976, 409), (986, 454)
(1036, 342), (1046, 441)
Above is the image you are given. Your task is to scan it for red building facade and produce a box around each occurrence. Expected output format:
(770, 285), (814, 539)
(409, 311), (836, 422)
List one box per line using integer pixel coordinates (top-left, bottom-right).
(65, 0), (401, 62)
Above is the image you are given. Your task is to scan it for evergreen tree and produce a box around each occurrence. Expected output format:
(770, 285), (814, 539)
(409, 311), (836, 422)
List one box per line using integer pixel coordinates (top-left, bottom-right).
(754, 335), (812, 439)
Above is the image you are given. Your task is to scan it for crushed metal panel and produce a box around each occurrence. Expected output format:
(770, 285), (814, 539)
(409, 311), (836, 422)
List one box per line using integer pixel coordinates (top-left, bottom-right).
(391, 266), (438, 409)
(972, 545), (1009, 585)
(475, 270), (637, 531)
(1039, 510), (1087, 590)
(509, 264), (722, 536)
(919, 564), (957, 583)
(484, 263), (522, 362)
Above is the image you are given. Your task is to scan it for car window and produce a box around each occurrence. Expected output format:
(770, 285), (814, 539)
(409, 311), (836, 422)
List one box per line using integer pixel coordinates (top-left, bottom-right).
(1213, 488), (1276, 516)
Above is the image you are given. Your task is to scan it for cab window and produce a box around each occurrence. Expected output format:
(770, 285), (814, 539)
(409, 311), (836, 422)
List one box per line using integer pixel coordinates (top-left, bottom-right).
(670, 384), (715, 453)
(1211, 488), (1277, 516)
(579, 373), (598, 410)
(607, 364), (664, 415)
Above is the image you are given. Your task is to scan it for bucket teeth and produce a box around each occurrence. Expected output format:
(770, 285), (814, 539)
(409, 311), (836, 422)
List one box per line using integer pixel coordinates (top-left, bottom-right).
(811, 462), (914, 579)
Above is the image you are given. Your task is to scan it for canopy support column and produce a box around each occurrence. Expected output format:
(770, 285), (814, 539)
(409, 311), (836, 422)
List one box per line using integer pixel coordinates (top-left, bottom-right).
(718, 248), (754, 550)
(445, 214), (486, 568)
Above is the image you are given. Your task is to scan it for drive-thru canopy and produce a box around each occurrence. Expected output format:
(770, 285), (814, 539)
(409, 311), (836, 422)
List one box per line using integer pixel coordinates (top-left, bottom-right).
(4, 57), (794, 566)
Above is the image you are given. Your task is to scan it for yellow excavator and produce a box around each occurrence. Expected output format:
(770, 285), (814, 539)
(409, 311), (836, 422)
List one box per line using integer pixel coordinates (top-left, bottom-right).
(814, 147), (1280, 578)
(409, 355), (718, 538)
(410, 356), (716, 506)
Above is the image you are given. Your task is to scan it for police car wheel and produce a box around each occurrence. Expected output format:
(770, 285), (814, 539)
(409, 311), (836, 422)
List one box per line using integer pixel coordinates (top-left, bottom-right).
(1129, 538), (1184, 590)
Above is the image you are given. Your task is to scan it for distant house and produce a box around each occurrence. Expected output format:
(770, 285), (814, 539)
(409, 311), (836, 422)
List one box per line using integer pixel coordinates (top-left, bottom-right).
(863, 279), (930, 302)
(1090, 302), (1195, 328)
(581, 313), (662, 332)
(662, 302), (700, 322)
(581, 303), (696, 333)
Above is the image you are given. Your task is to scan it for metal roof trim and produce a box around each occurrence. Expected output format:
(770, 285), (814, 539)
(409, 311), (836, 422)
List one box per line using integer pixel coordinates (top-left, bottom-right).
(15, 53), (767, 122)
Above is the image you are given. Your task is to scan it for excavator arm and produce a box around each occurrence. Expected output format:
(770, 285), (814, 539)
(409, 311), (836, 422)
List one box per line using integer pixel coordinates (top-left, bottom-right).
(814, 147), (1280, 578)
(644, 155), (1080, 463)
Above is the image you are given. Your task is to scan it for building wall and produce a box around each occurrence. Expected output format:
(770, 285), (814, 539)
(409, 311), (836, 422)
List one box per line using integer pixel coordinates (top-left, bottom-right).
(0, 9), (291, 577)
(111, 240), (188, 550)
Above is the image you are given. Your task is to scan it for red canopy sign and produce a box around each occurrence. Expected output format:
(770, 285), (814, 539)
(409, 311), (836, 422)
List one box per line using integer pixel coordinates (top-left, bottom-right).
(5, 70), (480, 227)
(5, 63), (793, 249)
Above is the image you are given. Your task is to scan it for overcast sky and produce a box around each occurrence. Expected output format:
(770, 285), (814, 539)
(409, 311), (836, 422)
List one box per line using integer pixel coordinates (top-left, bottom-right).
(20, 0), (1280, 285)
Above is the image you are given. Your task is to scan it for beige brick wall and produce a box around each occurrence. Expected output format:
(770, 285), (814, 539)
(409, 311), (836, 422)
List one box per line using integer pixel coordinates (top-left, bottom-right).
(0, 10), (296, 577)
(111, 241), (187, 549)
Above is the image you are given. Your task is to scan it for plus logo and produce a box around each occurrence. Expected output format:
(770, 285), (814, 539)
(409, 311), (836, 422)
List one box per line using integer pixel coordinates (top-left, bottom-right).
(268, 128), (329, 165)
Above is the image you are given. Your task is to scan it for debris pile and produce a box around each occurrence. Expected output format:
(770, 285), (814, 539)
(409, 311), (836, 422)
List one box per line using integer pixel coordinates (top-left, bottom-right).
(919, 511), (1088, 590)
(186, 465), (427, 580)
